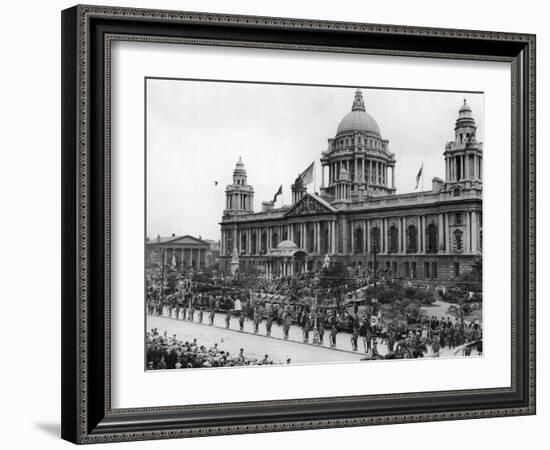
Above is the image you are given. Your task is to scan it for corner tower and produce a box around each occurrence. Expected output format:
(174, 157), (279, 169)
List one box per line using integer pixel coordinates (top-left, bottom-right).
(444, 99), (483, 187)
(224, 157), (254, 214)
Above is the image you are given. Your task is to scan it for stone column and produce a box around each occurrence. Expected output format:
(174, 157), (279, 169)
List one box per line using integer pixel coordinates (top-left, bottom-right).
(383, 218), (388, 254)
(350, 220), (355, 254)
(366, 219), (371, 253)
(471, 211), (478, 252)
(466, 211), (471, 253)
(438, 214), (444, 251)
(316, 222), (321, 253)
(445, 214), (451, 253)
(363, 220), (367, 254)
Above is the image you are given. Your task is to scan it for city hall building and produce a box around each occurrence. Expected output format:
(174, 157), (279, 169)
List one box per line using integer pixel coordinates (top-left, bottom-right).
(219, 90), (482, 281)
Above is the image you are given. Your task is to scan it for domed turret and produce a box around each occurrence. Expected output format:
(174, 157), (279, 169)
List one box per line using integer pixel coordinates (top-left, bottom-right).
(455, 99), (476, 130)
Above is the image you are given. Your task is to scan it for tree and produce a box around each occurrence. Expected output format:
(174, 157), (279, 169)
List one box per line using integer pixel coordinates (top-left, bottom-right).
(319, 261), (349, 305)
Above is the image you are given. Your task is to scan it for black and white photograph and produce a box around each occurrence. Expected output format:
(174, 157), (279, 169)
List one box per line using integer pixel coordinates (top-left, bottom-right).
(145, 80), (484, 370)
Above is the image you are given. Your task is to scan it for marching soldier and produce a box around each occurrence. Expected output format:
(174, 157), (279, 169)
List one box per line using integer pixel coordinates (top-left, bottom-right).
(188, 305), (194, 321)
(197, 307), (203, 324)
(225, 309), (231, 328)
(209, 308), (215, 325)
(329, 324), (338, 348)
(253, 309), (261, 333)
(239, 311), (245, 331)
(318, 319), (325, 344)
(283, 314), (291, 340)
(351, 326), (359, 351)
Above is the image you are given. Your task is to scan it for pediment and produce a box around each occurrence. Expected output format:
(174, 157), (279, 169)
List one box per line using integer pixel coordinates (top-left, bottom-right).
(285, 194), (335, 217)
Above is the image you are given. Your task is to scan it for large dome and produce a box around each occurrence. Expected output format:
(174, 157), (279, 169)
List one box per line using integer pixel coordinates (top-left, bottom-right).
(336, 89), (381, 137)
(336, 110), (381, 136)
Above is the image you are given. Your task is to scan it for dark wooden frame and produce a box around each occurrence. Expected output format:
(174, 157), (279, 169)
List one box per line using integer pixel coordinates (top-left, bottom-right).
(61, 4), (536, 444)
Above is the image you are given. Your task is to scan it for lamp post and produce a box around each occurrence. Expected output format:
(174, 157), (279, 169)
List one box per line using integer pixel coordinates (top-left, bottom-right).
(312, 291), (320, 344)
(372, 239), (379, 313)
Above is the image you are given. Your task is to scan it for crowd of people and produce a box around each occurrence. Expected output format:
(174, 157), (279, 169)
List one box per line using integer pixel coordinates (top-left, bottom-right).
(146, 264), (482, 360)
(146, 328), (289, 369)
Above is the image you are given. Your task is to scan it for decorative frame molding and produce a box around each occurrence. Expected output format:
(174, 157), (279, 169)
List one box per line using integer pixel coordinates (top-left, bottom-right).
(61, 4), (536, 444)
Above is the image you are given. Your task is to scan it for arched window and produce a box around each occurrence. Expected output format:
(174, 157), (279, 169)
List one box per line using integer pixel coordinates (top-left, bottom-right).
(388, 225), (398, 253)
(251, 232), (257, 254)
(453, 187), (461, 197)
(371, 227), (380, 253)
(271, 231), (278, 249)
(354, 227), (364, 254)
(454, 229), (463, 251)
(426, 223), (438, 253)
(241, 233), (247, 254)
(406, 224), (418, 253)
(261, 232), (267, 254)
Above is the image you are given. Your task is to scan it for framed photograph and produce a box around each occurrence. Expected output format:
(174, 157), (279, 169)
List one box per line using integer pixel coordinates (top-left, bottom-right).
(61, 5), (536, 444)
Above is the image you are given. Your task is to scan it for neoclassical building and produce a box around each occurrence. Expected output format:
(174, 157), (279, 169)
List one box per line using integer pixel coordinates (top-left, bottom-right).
(219, 90), (482, 281)
(146, 234), (214, 269)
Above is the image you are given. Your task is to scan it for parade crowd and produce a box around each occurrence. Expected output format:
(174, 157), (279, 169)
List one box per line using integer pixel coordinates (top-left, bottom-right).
(147, 328), (289, 369)
(146, 264), (482, 366)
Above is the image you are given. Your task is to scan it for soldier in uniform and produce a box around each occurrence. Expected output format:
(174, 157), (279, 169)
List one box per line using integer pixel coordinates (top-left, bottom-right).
(318, 319), (325, 344)
(303, 316), (311, 343)
(283, 314), (291, 340)
(239, 311), (245, 331)
(197, 307), (203, 324)
(253, 309), (261, 334)
(182, 305), (187, 321)
(225, 309), (231, 329)
(329, 324), (338, 348)
(188, 305), (195, 321)
(209, 308), (215, 325)
(351, 326), (359, 351)
(433, 332), (441, 356)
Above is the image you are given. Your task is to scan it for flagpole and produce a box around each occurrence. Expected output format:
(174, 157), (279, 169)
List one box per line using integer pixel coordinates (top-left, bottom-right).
(421, 161), (424, 192)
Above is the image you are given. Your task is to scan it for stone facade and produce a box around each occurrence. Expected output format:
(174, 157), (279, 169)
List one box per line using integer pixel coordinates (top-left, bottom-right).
(219, 90), (482, 281)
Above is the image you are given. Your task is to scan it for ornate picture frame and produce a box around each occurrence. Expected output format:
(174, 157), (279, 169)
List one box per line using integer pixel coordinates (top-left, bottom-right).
(61, 5), (536, 444)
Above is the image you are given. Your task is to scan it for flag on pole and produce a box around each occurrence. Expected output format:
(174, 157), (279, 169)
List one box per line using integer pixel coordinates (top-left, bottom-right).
(415, 164), (423, 189)
(468, 291), (474, 299)
(272, 184), (283, 203)
(300, 161), (315, 185)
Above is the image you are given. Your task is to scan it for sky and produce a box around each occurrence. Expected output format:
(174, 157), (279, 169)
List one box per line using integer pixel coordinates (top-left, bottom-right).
(146, 79), (484, 241)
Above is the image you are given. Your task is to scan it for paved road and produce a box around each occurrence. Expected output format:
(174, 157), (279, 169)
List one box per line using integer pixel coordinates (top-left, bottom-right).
(148, 311), (480, 361)
(147, 315), (362, 364)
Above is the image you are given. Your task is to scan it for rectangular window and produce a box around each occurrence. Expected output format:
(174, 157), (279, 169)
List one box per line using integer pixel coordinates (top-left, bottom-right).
(454, 262), (460, 277)
(432, 262), (438, 279)
(425, 262), (430, 279)
(411, 262), (417, 279)
(404, 262), (410, 278)
(392, 261), (397, 274)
